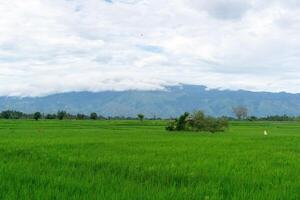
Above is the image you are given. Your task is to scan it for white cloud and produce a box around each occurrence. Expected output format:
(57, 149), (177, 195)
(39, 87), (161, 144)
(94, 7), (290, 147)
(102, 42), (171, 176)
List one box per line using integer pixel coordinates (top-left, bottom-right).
(0, 0), (300, 96)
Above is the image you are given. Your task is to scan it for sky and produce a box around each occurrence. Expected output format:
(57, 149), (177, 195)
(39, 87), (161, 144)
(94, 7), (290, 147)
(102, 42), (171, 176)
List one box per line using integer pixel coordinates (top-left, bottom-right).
(0, 0), (300, 96)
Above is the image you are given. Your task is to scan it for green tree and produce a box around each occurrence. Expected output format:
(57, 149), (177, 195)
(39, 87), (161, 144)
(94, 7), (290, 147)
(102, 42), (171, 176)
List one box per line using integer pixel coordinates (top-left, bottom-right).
(57, 111), (67, 120)
(137, 114), (144, 121)
(45, 114), (56, 119)
(33, 112), (42, 121)
(189, 111), (205, 130)
(0, 110), (24, 119)
(176, 112), (189, 131)
(0, 110), (11, 119)
(90, 112), (98, 120)
(76, 113), (86, 120)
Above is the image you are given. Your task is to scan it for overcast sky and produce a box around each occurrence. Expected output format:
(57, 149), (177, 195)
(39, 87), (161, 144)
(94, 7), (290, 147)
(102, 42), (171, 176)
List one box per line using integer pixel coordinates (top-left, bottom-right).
(0, 0), (300, 96)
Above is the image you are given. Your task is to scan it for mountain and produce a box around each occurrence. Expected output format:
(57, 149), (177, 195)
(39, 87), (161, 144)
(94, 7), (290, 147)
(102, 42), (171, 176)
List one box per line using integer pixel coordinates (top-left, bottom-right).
(0, 85), (300, 118)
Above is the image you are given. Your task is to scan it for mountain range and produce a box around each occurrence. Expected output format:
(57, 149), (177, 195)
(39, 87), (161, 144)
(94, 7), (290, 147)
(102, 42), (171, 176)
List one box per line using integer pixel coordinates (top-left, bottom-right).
(0, 85), (300, 118)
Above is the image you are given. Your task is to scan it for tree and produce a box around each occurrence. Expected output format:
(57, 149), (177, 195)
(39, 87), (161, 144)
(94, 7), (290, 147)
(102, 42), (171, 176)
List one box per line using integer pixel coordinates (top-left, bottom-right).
(57, 110), (67, 120)
(189, 111), (206, 130)
(248, 116), (258, 121)
(90, 112), (98, 120)
(0, 110), (24, 119)
(0, 110), (11, 119)
(76, 113), (86, 120)
(176, 112), (189, 130)
(232, 106), (248, 120)
(45, 114), (56, 119)
(33, 112), (42, 121)
(137, 114), (144, 121)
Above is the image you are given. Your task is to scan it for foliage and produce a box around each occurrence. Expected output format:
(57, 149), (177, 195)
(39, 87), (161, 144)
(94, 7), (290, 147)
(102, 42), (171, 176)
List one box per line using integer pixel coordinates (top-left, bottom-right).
(259, 115), (296, 121)
(57, 110), (67, 120)
(76, 113), (87, 120)
(45, 114), (56, 119)
(0, 109), (299, 122)
(137, 114), (144, 121)
(176, 112), (190, 130)
(165, 120), (177, 131)
(0, 110), (25, 119)
(166, 111), (228, 133)
(90, 112), (98, 120)
(33, 112), (42, 121)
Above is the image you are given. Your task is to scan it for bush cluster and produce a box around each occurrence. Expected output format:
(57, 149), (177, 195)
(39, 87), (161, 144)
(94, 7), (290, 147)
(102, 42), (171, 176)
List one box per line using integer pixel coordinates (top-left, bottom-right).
(166, 111), (228, 133)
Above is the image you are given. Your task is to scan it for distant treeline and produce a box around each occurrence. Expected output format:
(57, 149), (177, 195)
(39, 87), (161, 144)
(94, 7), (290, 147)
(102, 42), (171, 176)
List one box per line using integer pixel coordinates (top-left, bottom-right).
(247, 115), (300, 121)
(0, 110), (158, 120)
(0, 110), (299, 121)
(218, 115), (300, 122)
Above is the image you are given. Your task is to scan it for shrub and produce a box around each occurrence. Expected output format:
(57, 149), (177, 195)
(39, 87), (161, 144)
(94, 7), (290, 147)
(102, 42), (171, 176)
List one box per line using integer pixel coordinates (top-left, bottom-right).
(166, 120), (177, 131)
(166, 111), (228, 133)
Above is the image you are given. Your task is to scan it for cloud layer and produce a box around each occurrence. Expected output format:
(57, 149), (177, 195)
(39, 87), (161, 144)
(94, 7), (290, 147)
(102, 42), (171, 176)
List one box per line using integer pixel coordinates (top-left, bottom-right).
(0, 0), (300, 96)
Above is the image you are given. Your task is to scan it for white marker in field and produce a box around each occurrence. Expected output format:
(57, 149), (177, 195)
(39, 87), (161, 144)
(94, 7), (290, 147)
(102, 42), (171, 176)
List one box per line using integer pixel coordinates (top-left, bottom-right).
(264, 130), (268, 136)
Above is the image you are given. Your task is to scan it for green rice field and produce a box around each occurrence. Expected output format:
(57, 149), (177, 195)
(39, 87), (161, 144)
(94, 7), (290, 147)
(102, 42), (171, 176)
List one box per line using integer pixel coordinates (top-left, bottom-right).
(0, 120), (299, 200)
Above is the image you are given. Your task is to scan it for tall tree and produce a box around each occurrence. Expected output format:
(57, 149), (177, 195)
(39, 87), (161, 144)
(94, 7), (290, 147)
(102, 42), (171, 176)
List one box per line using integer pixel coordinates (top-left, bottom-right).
(176, 112), (190, 130)
(90, 112), (98, 120)
(232, 106), (248, 120)
(33, 112), (42, 121)
(57, 110), (67, 120)
(76, 113), (86, 120)
(137, 114), (144, 121)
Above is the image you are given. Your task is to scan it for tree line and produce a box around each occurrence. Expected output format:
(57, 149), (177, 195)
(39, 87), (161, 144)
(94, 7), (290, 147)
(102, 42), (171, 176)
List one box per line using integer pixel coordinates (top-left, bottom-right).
(231, 106), (300, 121)
(0, 110), (149, 121)
(0, 108), (299, 122)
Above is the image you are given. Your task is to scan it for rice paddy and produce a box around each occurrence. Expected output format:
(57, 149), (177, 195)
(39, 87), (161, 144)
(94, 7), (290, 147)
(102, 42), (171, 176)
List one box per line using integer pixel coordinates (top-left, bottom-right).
(0, 120), (299, 200)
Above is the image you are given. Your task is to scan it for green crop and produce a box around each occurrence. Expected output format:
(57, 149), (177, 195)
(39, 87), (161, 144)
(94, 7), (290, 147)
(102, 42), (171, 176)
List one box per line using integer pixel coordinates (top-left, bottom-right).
(0, 120), (299, 200)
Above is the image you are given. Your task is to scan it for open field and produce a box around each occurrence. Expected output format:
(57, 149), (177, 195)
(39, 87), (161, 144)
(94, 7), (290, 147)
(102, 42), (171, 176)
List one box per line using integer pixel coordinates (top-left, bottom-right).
(0, 120), (300, 200)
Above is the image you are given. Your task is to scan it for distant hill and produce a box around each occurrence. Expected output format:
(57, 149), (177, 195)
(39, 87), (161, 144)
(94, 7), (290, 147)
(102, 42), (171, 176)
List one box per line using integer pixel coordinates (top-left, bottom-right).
(0, 85), (300, 118)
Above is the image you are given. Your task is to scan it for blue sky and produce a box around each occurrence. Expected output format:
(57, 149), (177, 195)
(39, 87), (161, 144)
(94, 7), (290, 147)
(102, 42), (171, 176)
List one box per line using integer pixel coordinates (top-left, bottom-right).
(0, 0), (300, 96)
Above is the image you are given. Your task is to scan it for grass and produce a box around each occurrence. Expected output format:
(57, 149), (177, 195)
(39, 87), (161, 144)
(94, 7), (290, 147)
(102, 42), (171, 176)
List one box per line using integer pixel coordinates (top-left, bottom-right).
(0, 120), (300, 200)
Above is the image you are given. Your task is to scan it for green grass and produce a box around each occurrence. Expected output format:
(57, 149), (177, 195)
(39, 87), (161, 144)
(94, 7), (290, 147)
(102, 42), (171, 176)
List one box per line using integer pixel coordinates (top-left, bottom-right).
(0, 120), (300, 200)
